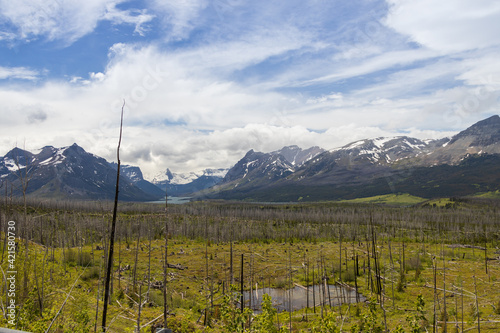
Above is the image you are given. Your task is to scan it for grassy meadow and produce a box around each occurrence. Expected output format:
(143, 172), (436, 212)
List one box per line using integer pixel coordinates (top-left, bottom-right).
(1, 197), (499, 332)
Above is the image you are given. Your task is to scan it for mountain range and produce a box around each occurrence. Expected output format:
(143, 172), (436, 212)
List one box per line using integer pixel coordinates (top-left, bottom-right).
(197, 115), (500, 201)
(0, 144), (164, 201)
(1, 115), (499, 202)
(152, 168), (229, 196)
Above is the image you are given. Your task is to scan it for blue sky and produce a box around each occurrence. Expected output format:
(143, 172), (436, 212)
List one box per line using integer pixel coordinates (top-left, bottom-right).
(1, 0), (500, 178)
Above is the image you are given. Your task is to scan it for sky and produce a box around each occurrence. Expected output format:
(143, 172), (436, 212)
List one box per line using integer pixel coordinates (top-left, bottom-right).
(0, 0), (500, 179)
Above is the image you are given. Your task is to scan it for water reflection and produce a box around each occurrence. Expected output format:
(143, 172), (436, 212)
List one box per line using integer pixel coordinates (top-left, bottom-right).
(242, 284), (365, 312)
(148, 196), (192, 204)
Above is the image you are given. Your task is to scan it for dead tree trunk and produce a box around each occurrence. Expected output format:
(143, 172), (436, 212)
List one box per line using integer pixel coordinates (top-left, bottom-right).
(163, 186), (169, 328)
(101, 100), (124, 332)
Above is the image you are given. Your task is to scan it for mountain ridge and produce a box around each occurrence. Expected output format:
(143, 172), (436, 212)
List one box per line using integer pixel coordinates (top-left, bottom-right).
(152, 168), (229, 196)
(0, 143), (164, 201)
(199, 115), (500, 201)
(2, 115), (499, 202)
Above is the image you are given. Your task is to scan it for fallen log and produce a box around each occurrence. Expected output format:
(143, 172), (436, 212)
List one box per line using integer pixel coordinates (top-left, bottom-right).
(167, 263), (187, 270)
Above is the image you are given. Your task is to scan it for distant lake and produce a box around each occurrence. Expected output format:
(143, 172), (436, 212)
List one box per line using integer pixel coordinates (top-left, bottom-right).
(148, 197), (192, 204)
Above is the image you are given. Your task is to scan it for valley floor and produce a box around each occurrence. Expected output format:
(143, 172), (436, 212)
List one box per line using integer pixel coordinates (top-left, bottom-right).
(1, 197), (499, 332)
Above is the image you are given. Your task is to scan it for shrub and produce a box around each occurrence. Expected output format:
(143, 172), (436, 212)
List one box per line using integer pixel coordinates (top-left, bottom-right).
(81, 266), (100, 281)
(219, 292), (252, 332)
(63, 248), (78, 265)
(407, 294), (427, 332)
(405, 256), (422, 272)
(63, 249), (93, 267)
(253, 294), (279, 332)
(341, 267), (357, 283)
(312, 311), (340, 333)
(397, 270), (406, 292)
(77, 251), (93, 267)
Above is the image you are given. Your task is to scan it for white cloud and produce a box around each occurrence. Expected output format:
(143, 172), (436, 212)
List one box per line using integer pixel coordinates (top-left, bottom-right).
(176, 26), (316, 75)
(0, 31), (16, 41)
(0, 35), (491, 176)
(148, 0), (208, 40)
(385, 0), (500, 52)
(102, 3), (155, 36)
(0, 0), (155, 44)
(117, 123), (413, 179)
(2, 1), (499, 178)
(301, 48), (439, 86)
(0, 66), (40, 80)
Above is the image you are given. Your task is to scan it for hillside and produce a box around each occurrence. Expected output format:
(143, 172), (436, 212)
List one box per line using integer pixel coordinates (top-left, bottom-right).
(199, 115), (500, 202)
(0, 144), (164, 201)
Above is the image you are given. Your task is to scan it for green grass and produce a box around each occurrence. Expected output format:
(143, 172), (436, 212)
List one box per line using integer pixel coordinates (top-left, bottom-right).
(2, 199), (500, 332)
(473, 190), (500, 199)
(338, 193), (427, 206)
(2, 236), (499, 332)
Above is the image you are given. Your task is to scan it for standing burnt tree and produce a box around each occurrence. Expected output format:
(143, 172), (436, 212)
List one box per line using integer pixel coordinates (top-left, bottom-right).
(101, 100), (125, 332)
(163, 183), (169, 329)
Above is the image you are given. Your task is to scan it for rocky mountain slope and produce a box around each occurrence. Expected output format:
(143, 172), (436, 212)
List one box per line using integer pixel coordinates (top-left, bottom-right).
(2, 115), (499, 203)
(110, 163), (165, 199)
(152, 168), (228, 196)
(417, 115), (500, 165)
(215, 146), (325, 192)
(0, 144), (164, 201)
(200, 115), (500, 201)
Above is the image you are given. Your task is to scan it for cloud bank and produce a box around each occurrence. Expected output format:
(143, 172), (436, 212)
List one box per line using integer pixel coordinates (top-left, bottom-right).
(0, 0), (499, 178)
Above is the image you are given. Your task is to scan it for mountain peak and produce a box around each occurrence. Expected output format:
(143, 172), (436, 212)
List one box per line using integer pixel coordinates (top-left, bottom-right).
(465, 115), (500, 131)
(5, 146), (32, 158)
(0, 143), (163, 201)
(273, 145), (325, 166)
(449, 114), (500, 146)
(279, 145), (300, 151)
(244, 149), (256, 157)
(479, 114), (500, 123)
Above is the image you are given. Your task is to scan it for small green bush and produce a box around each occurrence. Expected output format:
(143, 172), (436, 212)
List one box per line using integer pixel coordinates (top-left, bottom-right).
(341, 267), (357, 283)
(81, 266), (100, 281)
(405, 256), (422, 272)
(63, 249), (93, 267)
(77, 251), (93, 267)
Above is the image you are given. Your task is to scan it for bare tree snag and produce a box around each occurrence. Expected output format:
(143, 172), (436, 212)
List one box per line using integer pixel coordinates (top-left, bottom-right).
(163, 184), (169, 329)
(101, 100), (125, 332)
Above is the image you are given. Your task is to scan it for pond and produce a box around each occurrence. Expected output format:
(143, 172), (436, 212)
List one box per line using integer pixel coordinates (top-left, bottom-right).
(242, 284), (366, 312)
(148, 196), (192, 204)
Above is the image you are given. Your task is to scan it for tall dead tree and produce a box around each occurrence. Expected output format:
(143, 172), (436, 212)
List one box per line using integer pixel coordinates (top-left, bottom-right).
(101, 100), (125, 332)
(12, 144), (35, 299)
(163, 186), (169, 328)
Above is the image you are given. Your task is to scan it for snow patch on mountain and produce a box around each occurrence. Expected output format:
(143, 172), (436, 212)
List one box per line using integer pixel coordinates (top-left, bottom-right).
(3, 158), (23, 172)
(152, 168), (229, 185)
(39, 148), (67, 166)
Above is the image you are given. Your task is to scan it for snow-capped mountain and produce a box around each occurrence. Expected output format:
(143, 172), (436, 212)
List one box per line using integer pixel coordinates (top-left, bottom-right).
(328, 136), (446, 165)
(153, 168), (228, 185)
(271, 145), (325, 166)
(0, 144), (164, 201)
(209, 145), (325, 196)
(222, 149), (295, 185)
(110, 163), (165, 199)
(152, 168), (229, 196)
(200, 115), (500, 201)
(3, 115), (500, 203)
(419, 115), (500, 165)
